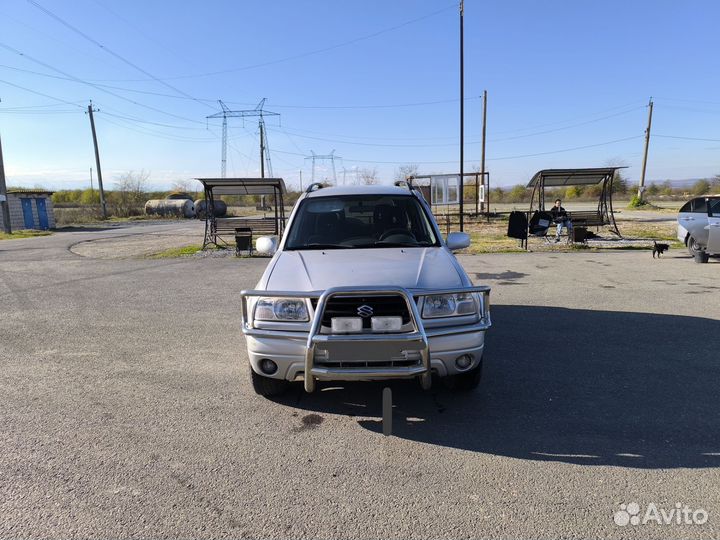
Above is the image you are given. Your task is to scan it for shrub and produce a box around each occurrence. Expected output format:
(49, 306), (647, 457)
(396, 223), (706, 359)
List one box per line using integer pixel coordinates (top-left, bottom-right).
(628, 195), (648, 208)
(691, 179), (711, 196)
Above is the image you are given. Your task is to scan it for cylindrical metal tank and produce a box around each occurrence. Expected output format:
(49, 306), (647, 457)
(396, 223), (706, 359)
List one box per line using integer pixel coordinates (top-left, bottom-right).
(166, 192), (194, 201)
(194, 199), (227, 219)
(144, 199), (195, 218)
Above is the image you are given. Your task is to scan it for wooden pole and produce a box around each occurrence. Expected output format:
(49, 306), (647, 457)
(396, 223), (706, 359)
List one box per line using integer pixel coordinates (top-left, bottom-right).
(481, 89), (487, 215)
(0, 132), (11, 234)
(458, 0), (464, 232)
(87, 103), (107, 219)
(637, 98), (653, 202)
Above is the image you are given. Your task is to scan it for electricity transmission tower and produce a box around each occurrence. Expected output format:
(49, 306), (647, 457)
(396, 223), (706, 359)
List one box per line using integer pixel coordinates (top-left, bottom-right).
(206, 98), (279, 178)
(340, 166), (360, 186)
(305, 150), (341, 184)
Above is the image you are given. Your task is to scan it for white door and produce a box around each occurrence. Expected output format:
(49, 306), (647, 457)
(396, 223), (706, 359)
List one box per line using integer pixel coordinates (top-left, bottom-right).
(706, 199), (720, 253)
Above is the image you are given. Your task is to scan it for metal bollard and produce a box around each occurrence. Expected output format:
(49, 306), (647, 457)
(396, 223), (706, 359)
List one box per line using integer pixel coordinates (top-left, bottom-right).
(382, 387), (392, 436)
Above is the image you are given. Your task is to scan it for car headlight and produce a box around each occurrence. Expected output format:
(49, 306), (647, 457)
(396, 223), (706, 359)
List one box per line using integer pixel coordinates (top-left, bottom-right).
(254, 297), (309, 321)
(422, 293), (477, 318)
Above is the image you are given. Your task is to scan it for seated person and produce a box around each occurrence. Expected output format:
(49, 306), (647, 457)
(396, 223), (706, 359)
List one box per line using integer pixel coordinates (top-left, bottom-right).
(550, 198), (572, 242)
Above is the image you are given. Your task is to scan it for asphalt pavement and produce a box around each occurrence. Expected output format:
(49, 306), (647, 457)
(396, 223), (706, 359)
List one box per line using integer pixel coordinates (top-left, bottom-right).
(1, 223), (719, 539)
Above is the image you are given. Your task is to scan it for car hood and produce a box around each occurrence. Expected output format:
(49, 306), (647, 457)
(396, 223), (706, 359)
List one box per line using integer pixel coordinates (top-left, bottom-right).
(262, 247), (466, 292)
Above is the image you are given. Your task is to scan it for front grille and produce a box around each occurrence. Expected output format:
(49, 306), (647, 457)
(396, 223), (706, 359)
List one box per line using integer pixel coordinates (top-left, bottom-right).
(316, 359), (420, 369)
(311, 295), (412, 329)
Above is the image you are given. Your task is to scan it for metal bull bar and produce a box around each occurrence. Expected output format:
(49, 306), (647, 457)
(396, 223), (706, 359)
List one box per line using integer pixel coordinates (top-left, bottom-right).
(240, 285), (491, 392)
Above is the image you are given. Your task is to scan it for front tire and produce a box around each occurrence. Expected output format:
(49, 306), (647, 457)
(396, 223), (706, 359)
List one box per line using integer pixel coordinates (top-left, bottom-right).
(446, 357), (483, 391)
(694, 251), (710, 264)
(250, 367), (288, 397)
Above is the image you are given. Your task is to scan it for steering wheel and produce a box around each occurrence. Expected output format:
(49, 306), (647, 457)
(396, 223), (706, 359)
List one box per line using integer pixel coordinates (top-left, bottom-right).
(379, 228), (416, 241)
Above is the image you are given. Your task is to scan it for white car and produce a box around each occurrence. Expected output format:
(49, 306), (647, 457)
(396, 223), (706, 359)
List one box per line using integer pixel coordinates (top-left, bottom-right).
(240, 183), (491, 396)
(677, 195), (720, 262)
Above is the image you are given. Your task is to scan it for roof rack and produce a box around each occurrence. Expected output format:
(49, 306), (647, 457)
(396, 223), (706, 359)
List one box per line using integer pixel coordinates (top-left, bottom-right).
(394, 178), (427, 203)
(305, 182), (325, 193)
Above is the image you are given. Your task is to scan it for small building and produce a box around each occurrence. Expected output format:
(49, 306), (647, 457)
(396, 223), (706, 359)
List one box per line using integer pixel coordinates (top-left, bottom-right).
(0, 189), (56, 230)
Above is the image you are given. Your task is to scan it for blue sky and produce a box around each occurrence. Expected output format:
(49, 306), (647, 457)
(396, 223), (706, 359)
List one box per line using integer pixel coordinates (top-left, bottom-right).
(1, 0), (719, 191)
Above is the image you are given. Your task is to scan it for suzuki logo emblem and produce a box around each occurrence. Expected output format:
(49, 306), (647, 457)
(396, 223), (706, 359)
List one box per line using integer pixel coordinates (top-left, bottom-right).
(357, 304), (374, 318)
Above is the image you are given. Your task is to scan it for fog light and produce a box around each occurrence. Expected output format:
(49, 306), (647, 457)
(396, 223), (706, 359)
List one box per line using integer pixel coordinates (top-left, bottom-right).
(371, 316), (402, 332)
(260, 358), (278, 375)
(455, 354), (473, 370)
(331, 317), (363, 333)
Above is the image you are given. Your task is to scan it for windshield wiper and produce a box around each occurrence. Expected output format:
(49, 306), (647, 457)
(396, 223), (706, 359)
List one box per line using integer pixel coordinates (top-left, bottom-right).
(294, 243), (353, 250)
(348, 241), (422, 248)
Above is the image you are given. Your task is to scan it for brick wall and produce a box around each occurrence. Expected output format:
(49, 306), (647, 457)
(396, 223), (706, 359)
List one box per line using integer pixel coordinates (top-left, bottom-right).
(0, 194), (56, 230)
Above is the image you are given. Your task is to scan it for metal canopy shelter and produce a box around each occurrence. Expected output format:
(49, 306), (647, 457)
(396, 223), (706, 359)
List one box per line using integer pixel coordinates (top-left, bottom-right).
(196, 177), (287, 249)
(527, 167), (626, 237)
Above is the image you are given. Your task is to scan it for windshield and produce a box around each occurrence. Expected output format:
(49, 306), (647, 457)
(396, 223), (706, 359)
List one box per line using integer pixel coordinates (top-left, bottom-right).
(284, 194), (439, 250)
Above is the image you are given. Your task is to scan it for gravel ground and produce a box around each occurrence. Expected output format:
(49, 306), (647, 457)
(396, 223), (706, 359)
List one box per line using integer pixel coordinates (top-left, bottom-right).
(1, 222), (719, 539)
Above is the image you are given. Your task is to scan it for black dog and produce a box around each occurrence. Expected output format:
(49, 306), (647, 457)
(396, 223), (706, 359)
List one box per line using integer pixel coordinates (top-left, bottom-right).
(653, 241), (669, 258)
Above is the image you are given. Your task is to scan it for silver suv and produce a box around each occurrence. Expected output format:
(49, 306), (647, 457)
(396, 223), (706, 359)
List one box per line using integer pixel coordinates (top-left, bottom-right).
(240, 183), (491, 396)
(677, 196), (720, 263)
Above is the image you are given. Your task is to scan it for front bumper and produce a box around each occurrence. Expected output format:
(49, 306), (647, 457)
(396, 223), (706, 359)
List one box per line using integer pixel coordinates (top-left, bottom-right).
(240, 286), (491, 392)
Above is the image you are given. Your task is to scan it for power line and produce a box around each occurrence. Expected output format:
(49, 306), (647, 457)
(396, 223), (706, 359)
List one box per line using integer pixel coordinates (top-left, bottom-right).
(0, 42), (206, 125)
(98, 110), (209, 130)
(0, 63), (212, 101)
(0, 78), (86, 109)
(97, 115), (218, 143)
(0, 109), (80, 115)
(273, 135), (642, 165)
(258, 96), (481, 110)
(268, 107), (643, 148)
(265, 102), (645, 143)
(491, 100), (647, 135)
(654, 96), (720, 107)
(0, 64), (485, 111)
(89, 0), (204, 71)
(487, 135), (643, 161)
(489, 106), (645, 142)
(654, 134), (720, 143)
(85, 3), (457, 82)
(104, 113), (250, 144)
(0, 100), (85, 109)
(25, 0), (215, 111)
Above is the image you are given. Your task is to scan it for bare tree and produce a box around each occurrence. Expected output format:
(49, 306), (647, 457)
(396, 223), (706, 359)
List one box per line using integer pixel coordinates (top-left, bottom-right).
(171, 179), (194, 194)
(394, 164), (419, 183)
(113, 170), (149, 217)
(359, 167), (379, 185)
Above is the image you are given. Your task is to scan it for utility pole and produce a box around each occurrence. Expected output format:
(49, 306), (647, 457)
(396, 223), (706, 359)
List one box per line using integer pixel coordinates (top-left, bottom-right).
(480, 89), (487, 215)
(87, 102), (107, 219)
(0, 131), (11, 234)
(299, 170), (303, 191)
(260, 121), (266, 178)
(637, 97), (654, 202)
(458, 0), (464, 231)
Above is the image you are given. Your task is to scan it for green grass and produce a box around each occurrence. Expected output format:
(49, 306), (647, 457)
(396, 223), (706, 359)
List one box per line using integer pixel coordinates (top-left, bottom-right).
(0, 229), (53, 240)
(461, 231), (527, 254)
(106, 215), (167, 222)
(147, 244), (236, 259)
(148, 244), (205, 258)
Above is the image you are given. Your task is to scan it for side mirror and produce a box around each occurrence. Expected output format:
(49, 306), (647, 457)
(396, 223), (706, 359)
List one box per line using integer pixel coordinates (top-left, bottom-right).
(446, 231), (471, 251)
(256, 236), (279, 256)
